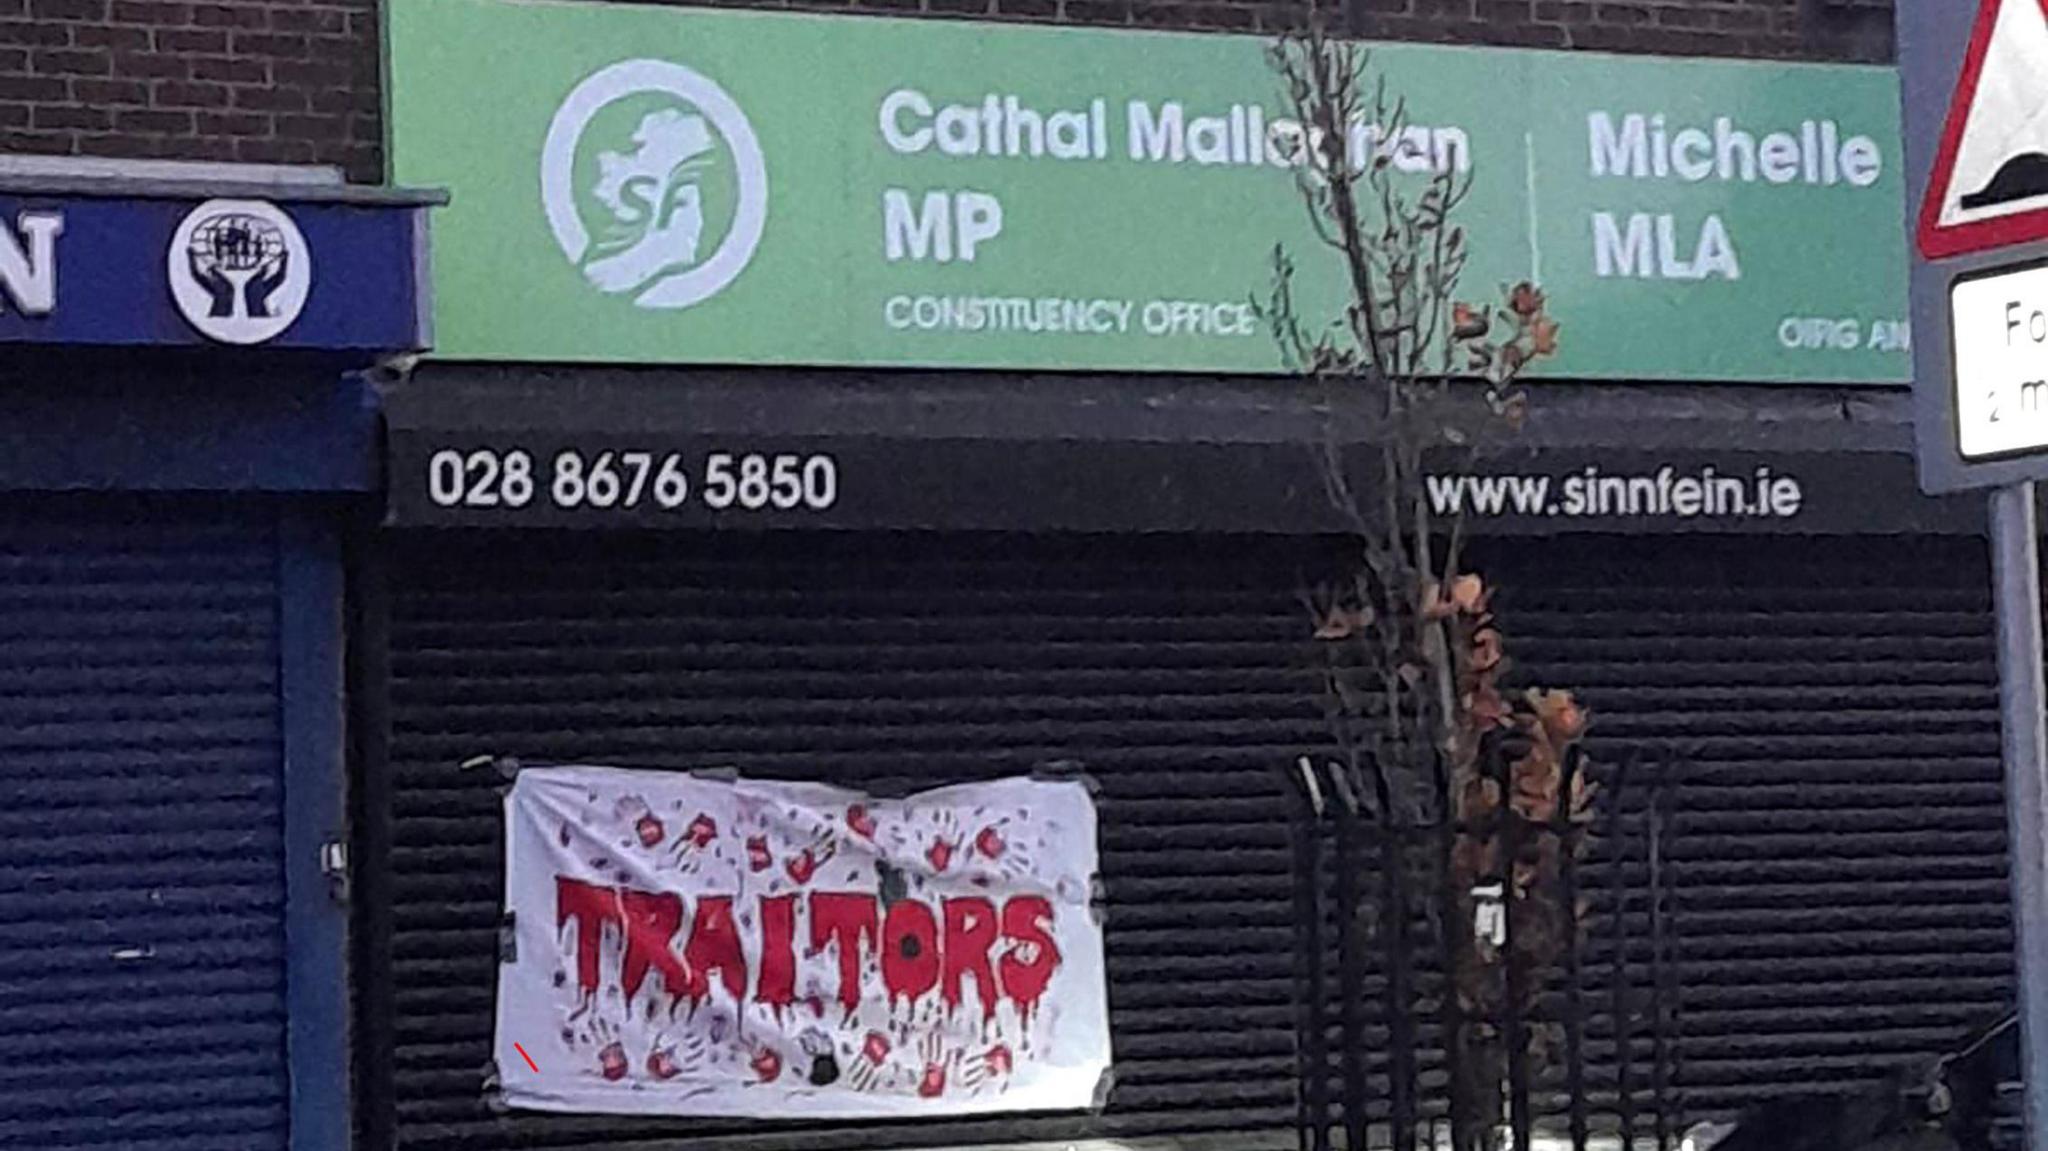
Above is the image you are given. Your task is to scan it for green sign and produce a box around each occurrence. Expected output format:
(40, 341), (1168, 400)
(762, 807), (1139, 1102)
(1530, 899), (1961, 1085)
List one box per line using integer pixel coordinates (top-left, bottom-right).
(388, 0), (1910, 383)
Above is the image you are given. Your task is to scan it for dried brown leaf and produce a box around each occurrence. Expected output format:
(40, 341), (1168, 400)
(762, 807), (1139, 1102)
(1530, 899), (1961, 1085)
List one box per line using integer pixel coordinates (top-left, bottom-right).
(1452, 301), (1489, 340)
(1449, 573), (1485, 612)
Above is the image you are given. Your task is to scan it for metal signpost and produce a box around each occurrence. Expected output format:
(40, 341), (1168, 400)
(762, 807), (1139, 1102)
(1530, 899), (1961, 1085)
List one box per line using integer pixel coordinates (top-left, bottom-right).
(1901, 0), (2048, 1142)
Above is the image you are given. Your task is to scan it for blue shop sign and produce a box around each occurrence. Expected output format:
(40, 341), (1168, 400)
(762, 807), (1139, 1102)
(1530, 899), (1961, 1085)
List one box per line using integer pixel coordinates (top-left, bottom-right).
(0, 188), (432, 352)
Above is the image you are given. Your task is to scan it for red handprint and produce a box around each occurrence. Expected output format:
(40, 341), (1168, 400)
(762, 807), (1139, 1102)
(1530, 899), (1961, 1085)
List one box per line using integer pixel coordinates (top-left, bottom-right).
(587, 1016), (629, 1081)
(916, 1032), (956, 1098)
(746, 835), (772, 872)
(848, 1030), (893, 1092)
(685, 813), (718, 848)
(960, 1043), (1014, 1092)
(920, 810), (964, 874)
(975, 824), (1005, 859)
(846, 803), (877, 840)
(635, 813), (666, 848)
(644, 1030), (707, 1081)
(972, 817), (1037, 882)
(783, 829), (836, 886)
(750, 1046), (783, 1083)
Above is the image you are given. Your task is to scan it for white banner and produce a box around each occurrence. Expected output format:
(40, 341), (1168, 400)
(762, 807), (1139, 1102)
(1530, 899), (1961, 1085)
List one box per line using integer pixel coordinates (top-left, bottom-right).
(493, 766), (1111, 1117)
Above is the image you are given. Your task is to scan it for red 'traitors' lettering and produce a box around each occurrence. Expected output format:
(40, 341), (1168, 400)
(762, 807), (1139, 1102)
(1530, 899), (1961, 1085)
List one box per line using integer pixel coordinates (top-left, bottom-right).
(682, 895), (748, 1004)
(809, 892), (879, 1014)
(756, 893), (798, 1012)
(557, 881), (1058, 1020)
(556, 877), (622, 996)
(881, 898), (941, 1004)
(942, 896), (1000, 1020)
(999, 895), (1061, 1022)
(617, 888), (691, 1001)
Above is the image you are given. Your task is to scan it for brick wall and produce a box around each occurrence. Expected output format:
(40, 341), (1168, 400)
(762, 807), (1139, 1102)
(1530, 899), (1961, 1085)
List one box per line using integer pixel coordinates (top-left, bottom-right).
(0, 0), (379, 180)
(699, 0), (1891, 59)
(0, 0), (1889, 183)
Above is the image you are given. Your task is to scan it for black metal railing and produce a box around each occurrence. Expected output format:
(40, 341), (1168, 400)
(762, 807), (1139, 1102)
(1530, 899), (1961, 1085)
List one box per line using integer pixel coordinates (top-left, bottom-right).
(1281, 742), (1688, 1151)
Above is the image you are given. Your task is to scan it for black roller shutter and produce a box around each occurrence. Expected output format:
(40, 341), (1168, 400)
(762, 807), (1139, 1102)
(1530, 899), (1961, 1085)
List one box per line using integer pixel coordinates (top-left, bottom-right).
(1491, 537), (2011, 1115)
(0, 498), (290, 1151)
(372, 530), (2012, 1150)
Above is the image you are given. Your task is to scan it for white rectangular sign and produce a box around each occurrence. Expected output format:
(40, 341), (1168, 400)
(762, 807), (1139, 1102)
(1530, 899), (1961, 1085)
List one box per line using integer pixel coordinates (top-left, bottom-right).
(493, 766), (1111, 1118)
(1953, 261), (2048, 460)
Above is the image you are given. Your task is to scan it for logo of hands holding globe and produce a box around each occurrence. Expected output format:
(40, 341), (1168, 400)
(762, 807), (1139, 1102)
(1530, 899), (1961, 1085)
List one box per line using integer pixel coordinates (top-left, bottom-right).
(187, 212), (291, 319)
(542, 60), (768, 310)
(167, 199), (313, 344)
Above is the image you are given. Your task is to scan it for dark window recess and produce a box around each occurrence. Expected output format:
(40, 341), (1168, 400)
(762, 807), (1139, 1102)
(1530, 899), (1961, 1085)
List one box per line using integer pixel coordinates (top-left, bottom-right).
(366, 531), (2011, 1150)
(0, 498), (289, 1151)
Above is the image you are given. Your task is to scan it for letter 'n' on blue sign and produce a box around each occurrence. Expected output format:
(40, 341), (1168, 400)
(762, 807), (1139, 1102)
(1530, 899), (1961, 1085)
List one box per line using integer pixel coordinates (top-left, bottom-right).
(0, 210), (61, 316)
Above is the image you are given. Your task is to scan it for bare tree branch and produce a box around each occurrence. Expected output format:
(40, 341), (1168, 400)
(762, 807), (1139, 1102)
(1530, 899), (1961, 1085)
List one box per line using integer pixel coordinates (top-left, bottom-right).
(1271, 19), (1589, 1150)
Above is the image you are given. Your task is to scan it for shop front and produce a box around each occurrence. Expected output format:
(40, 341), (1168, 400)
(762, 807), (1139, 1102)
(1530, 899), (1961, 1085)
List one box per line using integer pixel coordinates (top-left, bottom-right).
(0, 175), (433, 1151)
(365, 2), (2001, 1148)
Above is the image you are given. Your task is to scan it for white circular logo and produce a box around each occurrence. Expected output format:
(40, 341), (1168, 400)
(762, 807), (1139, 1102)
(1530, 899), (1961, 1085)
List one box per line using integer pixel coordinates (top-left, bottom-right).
(167, 199), (312, 344)
(541, 59), (768, 310)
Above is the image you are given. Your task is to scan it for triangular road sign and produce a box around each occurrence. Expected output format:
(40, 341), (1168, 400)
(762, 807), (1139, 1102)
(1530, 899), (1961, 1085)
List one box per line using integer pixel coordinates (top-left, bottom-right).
(1919, 0), (2048, 258)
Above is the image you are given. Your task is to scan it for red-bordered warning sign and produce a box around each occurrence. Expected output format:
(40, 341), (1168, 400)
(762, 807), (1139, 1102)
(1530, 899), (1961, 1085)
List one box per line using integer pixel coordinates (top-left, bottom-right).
(1918, 0), (2048, 259)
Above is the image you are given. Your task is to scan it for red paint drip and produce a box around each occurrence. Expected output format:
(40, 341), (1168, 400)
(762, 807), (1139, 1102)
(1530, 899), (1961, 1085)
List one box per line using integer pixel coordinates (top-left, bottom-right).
(513, 1043), (540, 1073)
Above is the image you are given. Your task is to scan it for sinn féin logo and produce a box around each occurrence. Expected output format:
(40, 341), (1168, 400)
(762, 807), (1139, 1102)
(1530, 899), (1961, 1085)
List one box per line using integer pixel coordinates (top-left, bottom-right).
(541, 59), (768, 310)
(167, 199), (312, 344)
